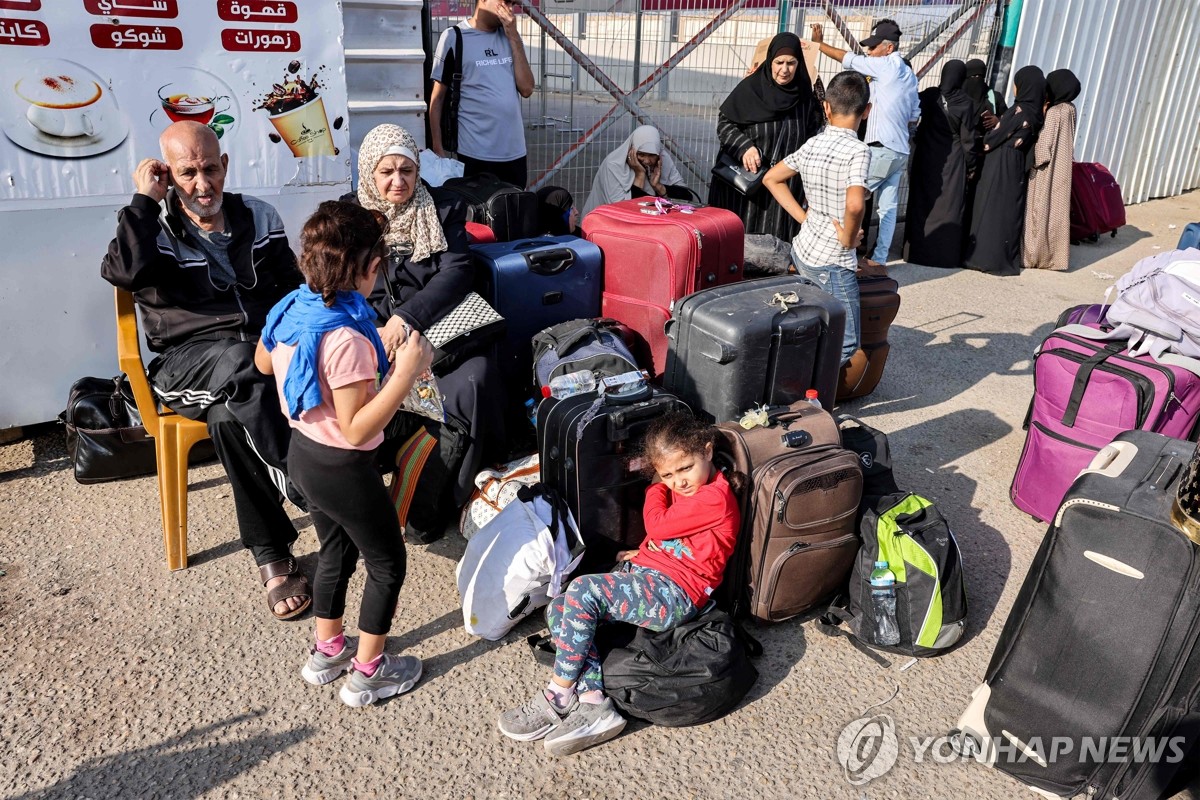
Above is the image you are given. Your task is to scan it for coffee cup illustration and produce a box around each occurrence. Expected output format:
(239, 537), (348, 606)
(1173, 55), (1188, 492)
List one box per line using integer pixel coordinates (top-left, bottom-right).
(266, 96), (334, 157)
(16, 72), (107, 138)
(157, 83), (231, 126)
(256, 70), (335, 158)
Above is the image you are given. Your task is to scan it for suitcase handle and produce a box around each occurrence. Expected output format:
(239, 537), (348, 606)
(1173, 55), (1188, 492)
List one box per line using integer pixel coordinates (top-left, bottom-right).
(1081, 440), (1139, 479)
(520, 245), (576, 275)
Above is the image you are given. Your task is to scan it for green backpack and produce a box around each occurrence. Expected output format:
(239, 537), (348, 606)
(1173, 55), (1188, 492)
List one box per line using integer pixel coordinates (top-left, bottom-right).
(821, 492), (967, 663)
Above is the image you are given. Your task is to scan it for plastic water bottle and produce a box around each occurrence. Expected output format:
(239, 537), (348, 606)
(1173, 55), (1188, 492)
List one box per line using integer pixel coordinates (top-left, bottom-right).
(869, 560), (900, 646)
(805, 388), (822, 409)
(545, 369), (597, 400)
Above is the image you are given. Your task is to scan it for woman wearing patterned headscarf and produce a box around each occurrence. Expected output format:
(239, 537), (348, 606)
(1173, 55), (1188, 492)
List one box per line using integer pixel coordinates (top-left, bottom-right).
(1023, 69), (1081, 270)
(905, 60), (980, 268)
(708, 32), (823, 242)
(351, 123), (504, 543)
(963, 65), (1047, 275)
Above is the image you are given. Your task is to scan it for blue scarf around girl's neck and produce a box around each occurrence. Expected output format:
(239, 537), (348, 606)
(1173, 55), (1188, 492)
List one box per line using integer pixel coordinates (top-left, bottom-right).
(261, 285), (389, 420)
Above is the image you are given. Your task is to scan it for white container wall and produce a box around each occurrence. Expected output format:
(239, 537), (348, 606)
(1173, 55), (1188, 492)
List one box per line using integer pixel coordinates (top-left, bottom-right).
(0, 1), (425, 429)
(1012, 0), (1200, 205)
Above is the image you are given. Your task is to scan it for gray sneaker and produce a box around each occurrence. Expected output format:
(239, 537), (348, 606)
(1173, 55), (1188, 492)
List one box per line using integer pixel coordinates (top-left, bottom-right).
(498, 690), (571, 741)
(300, 636), (357, 686)
(338, 653), (423, 707)
(543, 697), (626, 756)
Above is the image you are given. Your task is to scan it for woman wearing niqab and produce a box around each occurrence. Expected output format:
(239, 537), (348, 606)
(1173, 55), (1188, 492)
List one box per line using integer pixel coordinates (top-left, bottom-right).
(708, 32), (823, 242)
(904, 60), (980, 268)
(963, 65), (1047, 276)
(1023, 69), (1081, 270)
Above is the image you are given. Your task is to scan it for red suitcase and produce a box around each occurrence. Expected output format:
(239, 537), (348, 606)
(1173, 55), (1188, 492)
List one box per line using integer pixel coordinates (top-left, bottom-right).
(1069, 162), (1125, 242)
(582, 199), (744, 376)
(465, 221), (496, 244)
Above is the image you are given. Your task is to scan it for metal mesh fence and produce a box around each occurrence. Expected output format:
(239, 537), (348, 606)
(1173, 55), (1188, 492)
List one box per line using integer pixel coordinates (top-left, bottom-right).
(430, 0), (1004, 233)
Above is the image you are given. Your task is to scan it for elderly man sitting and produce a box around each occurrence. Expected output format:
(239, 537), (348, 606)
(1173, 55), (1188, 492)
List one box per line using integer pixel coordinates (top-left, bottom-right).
(101, 120), (311, 619)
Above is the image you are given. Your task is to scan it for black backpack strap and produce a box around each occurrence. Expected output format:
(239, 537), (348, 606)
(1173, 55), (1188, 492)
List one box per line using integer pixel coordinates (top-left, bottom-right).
(817, 603), (892, 668)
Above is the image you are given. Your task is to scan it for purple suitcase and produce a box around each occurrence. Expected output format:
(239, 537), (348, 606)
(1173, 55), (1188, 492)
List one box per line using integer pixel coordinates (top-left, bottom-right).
(1010, 324), (1200, 522)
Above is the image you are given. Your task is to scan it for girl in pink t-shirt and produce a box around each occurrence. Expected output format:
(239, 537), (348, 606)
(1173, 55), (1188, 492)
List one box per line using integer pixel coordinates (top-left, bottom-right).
(256, 200), (433, 707)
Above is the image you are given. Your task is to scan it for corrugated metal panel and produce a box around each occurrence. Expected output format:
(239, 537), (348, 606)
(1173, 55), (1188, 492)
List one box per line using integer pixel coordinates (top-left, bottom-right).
(1012, 0), (1200, 204)
(343, 0), (427, 159)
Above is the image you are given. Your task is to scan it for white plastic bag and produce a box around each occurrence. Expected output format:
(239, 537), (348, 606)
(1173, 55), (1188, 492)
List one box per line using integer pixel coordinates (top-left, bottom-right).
(456, 485), (584, 641)
(420, 149), (464, 187)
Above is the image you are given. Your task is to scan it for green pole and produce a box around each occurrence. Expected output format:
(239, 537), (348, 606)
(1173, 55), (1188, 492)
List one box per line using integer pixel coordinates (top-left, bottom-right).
(777, 0), (790, 33)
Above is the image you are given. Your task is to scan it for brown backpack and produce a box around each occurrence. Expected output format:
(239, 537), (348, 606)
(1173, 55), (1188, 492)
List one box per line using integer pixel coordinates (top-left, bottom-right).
(716, 403), (863, 621)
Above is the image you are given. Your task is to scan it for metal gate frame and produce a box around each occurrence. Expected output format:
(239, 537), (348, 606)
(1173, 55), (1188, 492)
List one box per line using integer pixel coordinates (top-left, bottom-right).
(518, 0), (1002, 192)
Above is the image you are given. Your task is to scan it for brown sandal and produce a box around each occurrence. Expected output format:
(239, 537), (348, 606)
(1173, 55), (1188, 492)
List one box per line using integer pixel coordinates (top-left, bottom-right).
(259, 557), (312, 621)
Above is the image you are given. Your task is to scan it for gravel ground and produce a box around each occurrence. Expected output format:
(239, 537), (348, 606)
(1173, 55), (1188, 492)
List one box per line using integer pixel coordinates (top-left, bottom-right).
(2, 190), (1199, 800)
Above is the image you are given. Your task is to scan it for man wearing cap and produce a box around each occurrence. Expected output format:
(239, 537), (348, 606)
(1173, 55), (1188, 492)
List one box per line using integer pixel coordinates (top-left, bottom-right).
(809, 19), (919, 269)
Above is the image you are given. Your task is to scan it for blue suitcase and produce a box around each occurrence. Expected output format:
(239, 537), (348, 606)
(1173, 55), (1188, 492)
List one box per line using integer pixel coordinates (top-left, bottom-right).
(472, 235), (604, 401)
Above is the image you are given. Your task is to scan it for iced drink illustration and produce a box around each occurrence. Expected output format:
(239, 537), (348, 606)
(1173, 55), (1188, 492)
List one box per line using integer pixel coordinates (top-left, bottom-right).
(256, 70), (334, 157)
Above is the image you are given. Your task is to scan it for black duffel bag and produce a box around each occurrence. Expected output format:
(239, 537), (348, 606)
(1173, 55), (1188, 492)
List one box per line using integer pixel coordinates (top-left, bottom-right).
(60, 374), (213, 484)
(598, 607), (759, 727)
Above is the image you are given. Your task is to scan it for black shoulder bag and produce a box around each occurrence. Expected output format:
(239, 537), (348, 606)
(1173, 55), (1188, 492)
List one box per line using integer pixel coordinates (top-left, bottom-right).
(440, 25), (464, 155)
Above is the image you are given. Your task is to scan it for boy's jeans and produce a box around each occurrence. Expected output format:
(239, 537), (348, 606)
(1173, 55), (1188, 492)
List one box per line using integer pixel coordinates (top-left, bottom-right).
(865, 146), (908, 265)
(793, 258), (860, 366)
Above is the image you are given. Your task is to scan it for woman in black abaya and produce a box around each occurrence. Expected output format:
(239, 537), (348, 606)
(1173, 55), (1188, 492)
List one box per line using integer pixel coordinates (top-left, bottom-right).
(708, 32), (822, 242)
(963, 65), (1046, 276)
(905, 60), (979, 268)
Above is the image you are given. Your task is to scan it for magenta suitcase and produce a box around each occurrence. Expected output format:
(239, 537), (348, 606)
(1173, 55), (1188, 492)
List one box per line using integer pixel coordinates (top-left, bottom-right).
(1070, 162), (1125, 242)
(582, 199), (744, 377)
(1010, 324), (1200, 522)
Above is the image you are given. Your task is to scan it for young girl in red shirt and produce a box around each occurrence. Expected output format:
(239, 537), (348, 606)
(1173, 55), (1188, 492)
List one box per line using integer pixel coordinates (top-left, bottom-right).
(499, 411), (742, 755)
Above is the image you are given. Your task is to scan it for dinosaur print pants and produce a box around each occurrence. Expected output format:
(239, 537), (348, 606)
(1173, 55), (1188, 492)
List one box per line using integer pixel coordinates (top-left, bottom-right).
(546, 563), (698, 693)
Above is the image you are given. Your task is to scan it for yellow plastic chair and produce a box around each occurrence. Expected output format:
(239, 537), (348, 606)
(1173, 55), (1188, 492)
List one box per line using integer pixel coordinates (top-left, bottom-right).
(114, 288), (212, 570)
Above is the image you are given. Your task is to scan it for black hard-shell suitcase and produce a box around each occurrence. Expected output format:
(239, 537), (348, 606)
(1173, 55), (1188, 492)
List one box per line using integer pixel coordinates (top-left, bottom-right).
(537, 386), (687, 571)
(442, 174), (539, 242)
(662, 275), (845, 422)
(955, 430), (1200, 799)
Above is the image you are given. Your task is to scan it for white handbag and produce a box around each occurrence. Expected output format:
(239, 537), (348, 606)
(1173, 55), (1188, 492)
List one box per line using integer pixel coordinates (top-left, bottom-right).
(456, 484), (585, 641)
(459, 454), (541, 540)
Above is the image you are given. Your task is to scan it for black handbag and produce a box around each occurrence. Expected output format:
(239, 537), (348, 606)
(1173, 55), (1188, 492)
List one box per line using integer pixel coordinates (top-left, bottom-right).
(60, 375), (213, 484)
(711, 151), (766, 196)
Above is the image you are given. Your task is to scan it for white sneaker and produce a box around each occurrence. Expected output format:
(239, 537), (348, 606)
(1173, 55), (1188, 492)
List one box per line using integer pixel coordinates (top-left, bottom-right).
(338, 653), (422, 707)
(542, 697), (626, 756)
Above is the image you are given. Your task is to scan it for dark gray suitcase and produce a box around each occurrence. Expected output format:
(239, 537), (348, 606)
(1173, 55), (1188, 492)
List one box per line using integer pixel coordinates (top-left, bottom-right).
(662, 276), (845, 423)
(955, 430), (1200, 799)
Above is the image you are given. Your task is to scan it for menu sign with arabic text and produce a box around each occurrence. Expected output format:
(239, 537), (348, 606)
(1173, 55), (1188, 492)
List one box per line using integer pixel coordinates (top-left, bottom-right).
(0, 0), (349, 208)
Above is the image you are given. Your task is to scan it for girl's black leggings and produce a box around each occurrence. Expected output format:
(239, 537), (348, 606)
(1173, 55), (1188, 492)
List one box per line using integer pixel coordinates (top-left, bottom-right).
(287, 430), (406, 635)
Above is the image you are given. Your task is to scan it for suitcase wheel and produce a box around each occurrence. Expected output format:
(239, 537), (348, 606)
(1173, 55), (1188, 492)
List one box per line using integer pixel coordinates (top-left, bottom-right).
(947, 728), (982, 758)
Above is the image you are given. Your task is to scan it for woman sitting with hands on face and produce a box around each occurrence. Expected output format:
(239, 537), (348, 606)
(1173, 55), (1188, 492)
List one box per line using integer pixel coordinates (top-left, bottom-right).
(349, 123), (505, 544)
(580, 125), (692, 218)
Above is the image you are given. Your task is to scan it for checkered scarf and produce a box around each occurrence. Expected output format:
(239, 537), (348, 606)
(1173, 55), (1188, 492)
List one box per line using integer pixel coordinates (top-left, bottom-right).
(356, 124), (447, 263)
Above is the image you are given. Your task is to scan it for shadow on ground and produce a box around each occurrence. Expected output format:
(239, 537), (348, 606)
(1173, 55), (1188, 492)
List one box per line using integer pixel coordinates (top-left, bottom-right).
(9, 712), (313, 800)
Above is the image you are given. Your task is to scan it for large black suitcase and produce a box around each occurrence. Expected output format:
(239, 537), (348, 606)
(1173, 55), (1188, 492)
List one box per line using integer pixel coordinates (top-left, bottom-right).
(441, 174), (539, 242)
(537, 386), (687, 571)
(955, 430), (1200, 799)
(662, 275), (845, 423)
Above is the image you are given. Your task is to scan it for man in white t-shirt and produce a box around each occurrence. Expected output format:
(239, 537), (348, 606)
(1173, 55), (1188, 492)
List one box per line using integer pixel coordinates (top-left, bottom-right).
(809, 19), (919, 269)
(429, 0), (535, 187)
